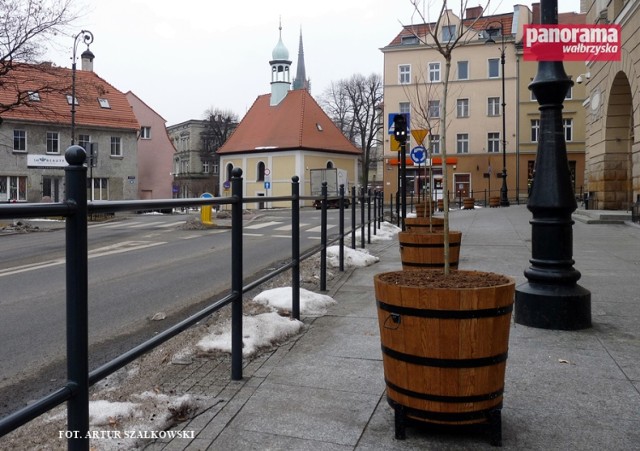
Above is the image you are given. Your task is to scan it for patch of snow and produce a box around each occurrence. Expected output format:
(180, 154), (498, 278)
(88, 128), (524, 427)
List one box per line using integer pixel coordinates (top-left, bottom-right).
(326, 246), (379, 268)
(253, 287), (336, 315)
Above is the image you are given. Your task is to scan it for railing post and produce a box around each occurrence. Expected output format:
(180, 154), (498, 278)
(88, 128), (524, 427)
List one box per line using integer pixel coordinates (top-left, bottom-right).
(389, 193), (393, 226)
(320, 181), (328, 291)
(360, 187), (365, 249)
(372, 190), (377, 236)
(339, 184), (345, 272)
(351, 186), (356, 250)
(231, 168), (244, 380)
(64, 145), (89, 451)
(291, 176), (300, 320)
(367, 189), (372, 244)
(379, 191), (383, 228)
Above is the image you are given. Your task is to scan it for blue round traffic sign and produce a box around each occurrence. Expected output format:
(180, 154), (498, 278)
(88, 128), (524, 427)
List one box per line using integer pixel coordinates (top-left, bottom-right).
(410, 146), (427, 164)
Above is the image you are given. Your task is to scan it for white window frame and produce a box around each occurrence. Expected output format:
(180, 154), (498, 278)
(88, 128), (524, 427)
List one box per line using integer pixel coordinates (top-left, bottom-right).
(399, 102), (410, 115)
(428, 100), (440, 118)
(488, 132), (500, 153)
(456, 98), (469, 118)
(13, 129), (26, 152)
(46, 131), (60, 154)
(488, 58), (500, 78)
(457, 61), (469, 80)
(442, 25), (456, 42)
(429, 134), (440, 154)
(531, 119), (540, 142)
(456, 133), (469, 154)
(563, 118), (573, 142)
(141, 126), (151, 139)
(428, 62), (441, 82)
(399, 64), (411, 84)
(202, 160), (210, 174)
(110, 136), (122, 157)
(487, 97), (500, 116)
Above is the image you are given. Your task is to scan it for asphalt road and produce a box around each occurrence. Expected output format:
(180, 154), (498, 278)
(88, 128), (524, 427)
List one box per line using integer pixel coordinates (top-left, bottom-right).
(0, 208), (350, 417)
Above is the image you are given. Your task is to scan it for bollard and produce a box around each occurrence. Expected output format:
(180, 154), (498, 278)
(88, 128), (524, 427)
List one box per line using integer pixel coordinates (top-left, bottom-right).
(291, 176), (300, 320)
(231, 168), (244, 379)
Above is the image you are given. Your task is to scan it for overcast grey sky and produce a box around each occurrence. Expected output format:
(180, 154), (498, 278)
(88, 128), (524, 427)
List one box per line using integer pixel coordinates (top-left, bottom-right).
(48, 1), (581, 126)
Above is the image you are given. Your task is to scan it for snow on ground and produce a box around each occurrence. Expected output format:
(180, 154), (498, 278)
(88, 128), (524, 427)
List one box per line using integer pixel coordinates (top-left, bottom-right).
(326, 245), (379, 268)
(253, 287), (336, 315)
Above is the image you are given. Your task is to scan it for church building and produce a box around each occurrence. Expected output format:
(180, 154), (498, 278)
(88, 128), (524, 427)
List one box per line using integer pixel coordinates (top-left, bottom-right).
(217, 24), (361, 208)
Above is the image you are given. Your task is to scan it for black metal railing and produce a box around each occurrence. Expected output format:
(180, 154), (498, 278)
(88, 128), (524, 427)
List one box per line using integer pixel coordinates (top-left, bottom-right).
(0, 147), (384, 449)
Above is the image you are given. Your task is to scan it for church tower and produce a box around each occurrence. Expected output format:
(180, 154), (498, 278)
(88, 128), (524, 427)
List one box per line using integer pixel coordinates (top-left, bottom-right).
(292, 29), (310, 91)
(269, 21), (292, 106)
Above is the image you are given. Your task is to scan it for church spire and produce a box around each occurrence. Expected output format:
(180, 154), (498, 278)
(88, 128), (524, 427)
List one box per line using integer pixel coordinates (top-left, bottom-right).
(292, 28), (310, 91)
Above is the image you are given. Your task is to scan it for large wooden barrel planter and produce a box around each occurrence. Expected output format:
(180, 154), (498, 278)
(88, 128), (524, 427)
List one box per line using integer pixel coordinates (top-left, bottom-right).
(405, 217), (444, 233)
(463, 197), (475, 210)
(374, 270), (515, 446)
(399, 231), (461, 270)
(489, 196), (500, 208)
(437, 199), (445, 211)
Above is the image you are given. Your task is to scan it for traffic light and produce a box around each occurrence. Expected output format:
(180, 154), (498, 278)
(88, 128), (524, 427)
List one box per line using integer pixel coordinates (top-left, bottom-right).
(393, 114), (407, 144)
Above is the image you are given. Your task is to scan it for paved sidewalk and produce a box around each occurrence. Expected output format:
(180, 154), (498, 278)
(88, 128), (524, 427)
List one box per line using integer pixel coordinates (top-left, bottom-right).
(148, 204), (640, 450)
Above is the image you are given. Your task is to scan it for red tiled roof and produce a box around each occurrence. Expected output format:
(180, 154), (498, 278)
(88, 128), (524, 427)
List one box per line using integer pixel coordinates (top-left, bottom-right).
(218, 89), (361, 155)
(386, 13), (514, 47)
(0, 63), (139, 131)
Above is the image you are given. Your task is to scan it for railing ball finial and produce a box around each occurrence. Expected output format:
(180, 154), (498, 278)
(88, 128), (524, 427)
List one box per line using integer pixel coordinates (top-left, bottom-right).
(65, 145), (87, 166)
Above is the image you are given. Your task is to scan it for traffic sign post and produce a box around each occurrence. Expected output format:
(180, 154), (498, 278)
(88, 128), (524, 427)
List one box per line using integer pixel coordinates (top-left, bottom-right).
(200, 192), (214, 225)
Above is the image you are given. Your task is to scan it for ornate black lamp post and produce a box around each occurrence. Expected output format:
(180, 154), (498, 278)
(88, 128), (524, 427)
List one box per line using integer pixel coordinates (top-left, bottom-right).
(71, 30), (94, 145)
(486, 24), (509, 207)
(514, 0), (591, 330)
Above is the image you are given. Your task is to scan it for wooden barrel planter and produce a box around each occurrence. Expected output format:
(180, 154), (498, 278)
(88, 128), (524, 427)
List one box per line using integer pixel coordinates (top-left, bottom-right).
(437, 199), (445, 211)
(374, 270), (515, 445)
(489, 196), (500, 208)
(463, 197), (475, 210)
(399, 231), (461, 270)
(415, 202), (435, 218)
(405, 217), (444, 233)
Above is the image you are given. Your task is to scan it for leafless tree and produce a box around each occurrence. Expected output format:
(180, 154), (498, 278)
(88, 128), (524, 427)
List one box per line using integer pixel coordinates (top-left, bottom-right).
(407, 0), (492, 274)
(0, 0), (78, 114)
(319, 73), (383, 189)
(201, 107), (238, 154)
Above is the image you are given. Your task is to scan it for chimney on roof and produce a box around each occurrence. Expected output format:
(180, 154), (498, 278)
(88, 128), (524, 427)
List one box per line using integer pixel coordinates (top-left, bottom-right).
(532, 3), (540, 24)
(81, 48), (94, 72)
(465, 6), (483, 19)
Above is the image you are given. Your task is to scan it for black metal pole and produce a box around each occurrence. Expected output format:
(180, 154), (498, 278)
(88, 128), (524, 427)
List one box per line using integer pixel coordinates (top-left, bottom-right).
(367, 189), (371, 244)
(339, 184), (345, 272)
(372, 190), (377, 236)
(500, 33), (510, 207)
(65, 145), (89, 451)
(360, 188), (365, 249)
(514, 0), (591, 330)
(400, 141), (407, 230)
(291, 176), (300, 320)
(231, 168), (244, 379)
(320, 181), (328, 291)
(351, 187), (356, 250)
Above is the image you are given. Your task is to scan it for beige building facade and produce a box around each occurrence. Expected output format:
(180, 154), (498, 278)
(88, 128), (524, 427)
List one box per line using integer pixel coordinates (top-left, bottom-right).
(582, 0), (639, 210)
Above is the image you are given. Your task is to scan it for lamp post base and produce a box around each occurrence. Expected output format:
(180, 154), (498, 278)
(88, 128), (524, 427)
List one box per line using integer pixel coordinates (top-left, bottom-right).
(515, 282), (591, 330)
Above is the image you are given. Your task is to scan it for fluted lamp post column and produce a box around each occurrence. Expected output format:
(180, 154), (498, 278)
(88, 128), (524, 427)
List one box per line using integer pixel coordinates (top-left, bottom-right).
(514, 0), (591, 330)
(485, 23), (509, 207)
(71, 30), (94, 145)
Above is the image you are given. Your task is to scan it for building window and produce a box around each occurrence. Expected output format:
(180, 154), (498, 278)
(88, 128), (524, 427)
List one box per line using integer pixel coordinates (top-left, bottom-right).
(488, 58), (500, 78)
(98, 98), (110, 108)
(399, 102), (410, 114)
(428, 100), (440, 118)
(487, 97), (500, 116)
(0, 176), (28, 201)
(140, 126), (151, 139)
(401, 35), (419, 45)
(565, 86), (573, 100)
(428, 62), (441, 82)
(46, 132), (60, 154)
(563, 119), (573, 141)
(13, 130), (26, 152)
(212, 163), (219, 175)
(66, 95), (78, 105)
(202, 160), (210, 174)
(531, 119), (540, 142)
(457, 61), (469, 80)
(110, 137), (122, 157)
(88, 178), (109, 201)
(456, 98), (469, 118)
(78, 134), (91, 150)
(257, 161), (266, 181)
(442, 25), (456, 42)
(456, 133), (469, 154)
(429, 134), (440, 154)
(488, 132), (500, 153)
(226, 163), (234, 181)
(399, 64), (411, 84)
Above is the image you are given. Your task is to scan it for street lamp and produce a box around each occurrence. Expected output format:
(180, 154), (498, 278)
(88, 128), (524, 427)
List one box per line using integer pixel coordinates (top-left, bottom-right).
(71, 30), (94, 145)
(486, 24), (510, 207)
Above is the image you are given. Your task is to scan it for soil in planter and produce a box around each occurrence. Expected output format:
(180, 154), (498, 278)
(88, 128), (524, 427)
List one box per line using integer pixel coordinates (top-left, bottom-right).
(377, 270), (510, 289)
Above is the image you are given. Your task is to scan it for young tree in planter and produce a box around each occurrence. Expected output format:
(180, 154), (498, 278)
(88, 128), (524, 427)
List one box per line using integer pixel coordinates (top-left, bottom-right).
(406, 0), (492, 274)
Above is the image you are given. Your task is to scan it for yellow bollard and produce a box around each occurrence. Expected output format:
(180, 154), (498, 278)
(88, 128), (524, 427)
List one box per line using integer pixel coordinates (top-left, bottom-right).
(201, 205), (213, 225)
